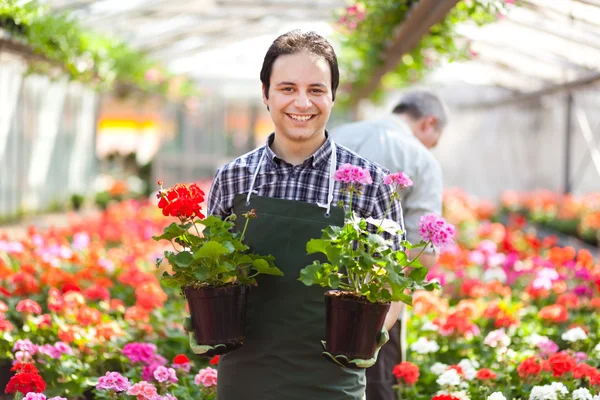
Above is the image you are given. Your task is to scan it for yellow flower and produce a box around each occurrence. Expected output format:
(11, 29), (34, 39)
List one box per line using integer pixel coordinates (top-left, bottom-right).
(372, 265), (387, 276)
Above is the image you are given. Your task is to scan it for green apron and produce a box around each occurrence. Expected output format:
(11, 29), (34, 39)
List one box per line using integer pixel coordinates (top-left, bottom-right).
(217, 142), (366, 400)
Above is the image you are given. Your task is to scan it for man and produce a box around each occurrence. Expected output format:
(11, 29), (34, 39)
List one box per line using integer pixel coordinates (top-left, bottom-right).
(332, 89), (448, 400)
(206, 30), (405, 400)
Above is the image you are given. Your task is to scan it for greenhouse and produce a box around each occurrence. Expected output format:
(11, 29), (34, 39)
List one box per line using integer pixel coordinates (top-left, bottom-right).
(0, 0), (599, 399)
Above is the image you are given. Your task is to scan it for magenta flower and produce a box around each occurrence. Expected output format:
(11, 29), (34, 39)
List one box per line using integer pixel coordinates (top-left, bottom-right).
(127, 381), (158, 400)
(383, 172), (413, 189)
(194, 367), (218, 388)
(537, 339), (559, 357)
(153, 366), (178, 383)
(48, 397), (67, 400)
(122, 342), (158, 364)
(13, 339), (38, 354)
(334, 164), (373, 185)
(418, 214), (456, 248)
(96, 371), (131, 392)
(37, 344), (61, 359)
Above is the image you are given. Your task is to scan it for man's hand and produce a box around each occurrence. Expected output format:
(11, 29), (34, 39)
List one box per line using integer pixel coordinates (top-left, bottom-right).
(384, 301), (403, 331)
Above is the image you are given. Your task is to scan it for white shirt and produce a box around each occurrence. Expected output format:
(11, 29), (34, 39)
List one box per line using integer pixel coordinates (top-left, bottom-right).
(331, 115), (443, 247)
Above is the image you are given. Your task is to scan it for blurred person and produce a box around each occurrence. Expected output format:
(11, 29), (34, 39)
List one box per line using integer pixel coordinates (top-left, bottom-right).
(332, 89), (449, 400)
(204, 30), (406, 400)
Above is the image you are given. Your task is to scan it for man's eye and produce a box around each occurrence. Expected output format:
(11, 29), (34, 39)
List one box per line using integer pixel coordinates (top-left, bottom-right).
(282, 87), (293, 92)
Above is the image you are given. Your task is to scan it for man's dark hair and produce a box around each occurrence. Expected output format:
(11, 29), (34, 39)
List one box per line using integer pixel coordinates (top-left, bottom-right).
(392, 90), (449, 129)
(260, 30), (339, 101)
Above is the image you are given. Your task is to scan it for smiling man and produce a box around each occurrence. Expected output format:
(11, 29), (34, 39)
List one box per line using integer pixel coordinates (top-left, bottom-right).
(206, 30), (405, 400)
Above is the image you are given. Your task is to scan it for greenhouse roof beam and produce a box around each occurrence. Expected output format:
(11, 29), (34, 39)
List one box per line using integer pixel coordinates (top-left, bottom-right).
(350, 0), (460, 104)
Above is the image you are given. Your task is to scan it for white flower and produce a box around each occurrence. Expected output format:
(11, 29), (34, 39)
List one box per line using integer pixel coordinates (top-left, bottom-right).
(594, 342), (600, 353)
(526, 333), (549, 346)
(530, 385), (558, 400)
(437, 390), (470, 400)
(457, 359), (478, 381)
(484, 328), (511, 349)
(550, 382), (568, 396)
(422, 321), (440, 332)
(437, 369), (461, 387)
(431, 362), (449, 375)
(482, 266), (507, 283)
(573, 388), (592, 400)
(488, 392), (507, 400)
(410, 337), (440, 354)
(561, 327), (588, 342)
(593, 395), (600, 400)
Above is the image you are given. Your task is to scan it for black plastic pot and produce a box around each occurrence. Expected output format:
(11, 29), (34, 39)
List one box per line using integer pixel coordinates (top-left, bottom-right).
(183, 284), (249, 355)
(324, 290), (390, 360)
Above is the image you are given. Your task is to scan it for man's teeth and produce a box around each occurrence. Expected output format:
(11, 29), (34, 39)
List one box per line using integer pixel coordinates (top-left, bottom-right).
(289, 114), (312, 122)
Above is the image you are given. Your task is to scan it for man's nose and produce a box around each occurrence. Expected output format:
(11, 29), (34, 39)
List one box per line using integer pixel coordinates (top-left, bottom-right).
(294, 92), (311, 110)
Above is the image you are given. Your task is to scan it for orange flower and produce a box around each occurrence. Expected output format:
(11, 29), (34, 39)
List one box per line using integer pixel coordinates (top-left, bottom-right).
(124, 306), (151, 323)
(135, 282), (168, 310)
(548, 246), (576, 267)
(95, 321), (125, 341)
(76, 307), (102, 326)
(538, 304), (569, 323)
(557, 293), (580, 309)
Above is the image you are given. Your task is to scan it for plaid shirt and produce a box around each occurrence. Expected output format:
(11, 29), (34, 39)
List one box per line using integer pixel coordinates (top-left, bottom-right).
(208, 133), (405, 249)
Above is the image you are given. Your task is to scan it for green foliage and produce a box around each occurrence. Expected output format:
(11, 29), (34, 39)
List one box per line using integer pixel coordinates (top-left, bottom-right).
(154, 214), (282, 289)
(0, 0), (197, 99)
(299, 192), (440, 304)
(335, 0), (510, 106)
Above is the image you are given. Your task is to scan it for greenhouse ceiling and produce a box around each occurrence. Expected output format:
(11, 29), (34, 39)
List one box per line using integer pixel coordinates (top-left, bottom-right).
(39, 0), (600, 95)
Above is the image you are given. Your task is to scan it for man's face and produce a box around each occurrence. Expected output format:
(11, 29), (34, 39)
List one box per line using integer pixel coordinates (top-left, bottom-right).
(263, 51), (333, 143)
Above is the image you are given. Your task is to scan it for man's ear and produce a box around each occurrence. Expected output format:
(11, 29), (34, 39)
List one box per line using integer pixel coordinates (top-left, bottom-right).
(262, 84), (268, 106)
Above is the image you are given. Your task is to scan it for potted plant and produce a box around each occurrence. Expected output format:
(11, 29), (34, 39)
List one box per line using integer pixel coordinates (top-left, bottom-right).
(153, 181), (282, 355)
(298, 165), (454, 365)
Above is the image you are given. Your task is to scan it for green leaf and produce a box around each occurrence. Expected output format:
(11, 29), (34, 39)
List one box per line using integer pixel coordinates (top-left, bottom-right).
(423, 281), (442, 291)
(152, 222), (190, 242)
(252, 259), (283, 276)
(171, 251), (194, 268)
(160, 274), (182, 289)
(299, 262), (324, 286)
(193, 241), (232, 260)
(306, 239), (330, 255)
(409, 267), (428, 282)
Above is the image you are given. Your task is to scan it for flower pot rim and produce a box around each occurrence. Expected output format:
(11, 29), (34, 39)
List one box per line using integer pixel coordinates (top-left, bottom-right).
(325, 289), (391, 305)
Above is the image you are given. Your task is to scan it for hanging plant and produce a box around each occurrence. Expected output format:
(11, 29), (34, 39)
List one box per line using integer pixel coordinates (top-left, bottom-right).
(0, 0), (198, 101)
(334, 0), (516, 107)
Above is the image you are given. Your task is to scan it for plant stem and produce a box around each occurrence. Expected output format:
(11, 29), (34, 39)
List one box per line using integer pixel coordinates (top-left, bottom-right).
(240, 216), (251, 242)
(404, 241), (430, 268)
(377, 199), (393, 233)
(193, 218), (202, 237)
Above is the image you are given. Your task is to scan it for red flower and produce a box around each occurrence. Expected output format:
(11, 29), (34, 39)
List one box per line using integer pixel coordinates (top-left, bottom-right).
(83, 284), (110, 302)
(538, 304), (568, 323)
(548, 352), (576, 377)
(392, 362), (420, 385)
(174, 354), (190, 365)
(0, 319), (13, 332)
(209, 355), (220, 365)
(448, 365), (464, 377)
(432, 395), (461, 400)
(573, 363), (599, 380)
(5, 365), (46, 394)
(61, 283), (81, 293)
(476, 368), (497, 380)
(15, 299), (42, 314)
(157, 183), (205, 219)
(517, 356), (541, 378)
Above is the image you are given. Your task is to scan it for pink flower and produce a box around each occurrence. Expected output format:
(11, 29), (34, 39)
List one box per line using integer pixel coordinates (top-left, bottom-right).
(38, 344), (61, 359)
(127, 381), (158, 400)
(48, 397), (67, 400)
(537, 339), (559, 358)
(383, 172), (413, 189)
(418, 214), (456, 248)
(96, 371), (131, 392)
(13, 339), (38, 354)
(122, 343), (159, 364)
(153, 366), (178, 383)
(483, 328), (511, 349)
(23, 394), (46, 400)
(334, 164), (373, 185)
(0, 300), (7, 312)
(194, 367), (218, 387)
(16, 299), (42, 314)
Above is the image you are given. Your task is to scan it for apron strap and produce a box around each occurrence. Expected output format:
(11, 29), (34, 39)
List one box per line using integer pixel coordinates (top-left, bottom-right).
(247, 140), (337, 215)
(246, 149), (266, 206)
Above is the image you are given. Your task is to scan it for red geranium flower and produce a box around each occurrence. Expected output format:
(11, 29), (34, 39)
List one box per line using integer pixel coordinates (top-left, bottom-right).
(174, 354), (190, 365)
(5, 365), (46, 394)
(392, 362), (420, 385)
(157, 182), (205, 220)
(15, 299), (42, 314)
(476, 368), (497, 380)
(517, 356), (541, 378)
(548, 352), (576, 377)
(432, 395), (461, 400)
(209, 355), (220, 365)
